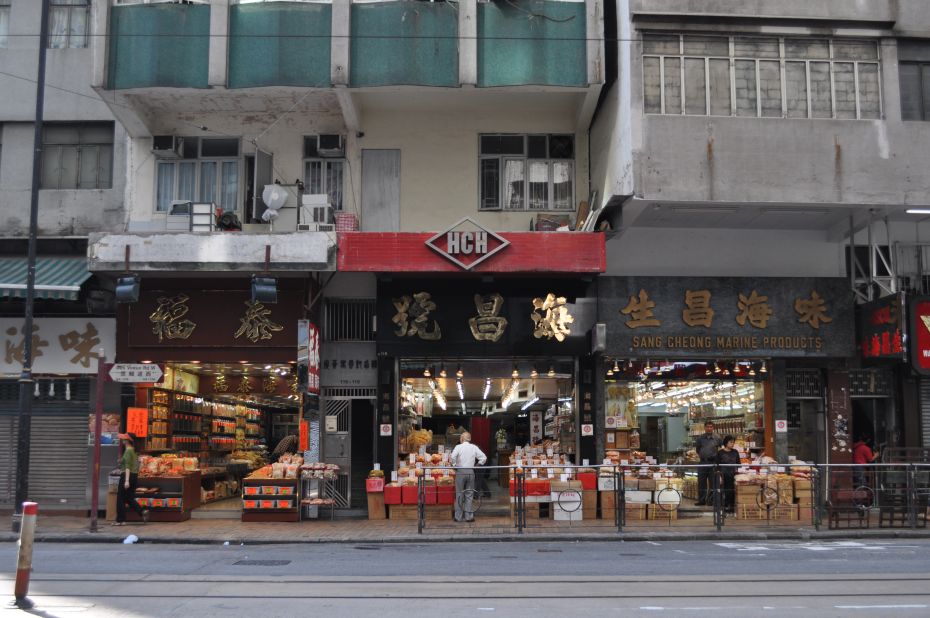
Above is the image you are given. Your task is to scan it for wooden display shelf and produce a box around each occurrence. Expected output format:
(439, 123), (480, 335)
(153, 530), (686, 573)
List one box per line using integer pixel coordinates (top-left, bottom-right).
(128, 471), (201, 523)
(241, 476), (299, 522)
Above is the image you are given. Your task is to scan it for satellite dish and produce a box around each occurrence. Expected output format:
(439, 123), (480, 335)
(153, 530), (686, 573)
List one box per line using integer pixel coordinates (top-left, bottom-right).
(262, 184), (289, 211)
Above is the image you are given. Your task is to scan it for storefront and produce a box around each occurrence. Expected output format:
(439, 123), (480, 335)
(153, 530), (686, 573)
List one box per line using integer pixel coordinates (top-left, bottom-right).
(0, 316), (116, 512)
(338, 223), (606, 516)
(597, 276), (856, 467)
(115, 278), (315, 521)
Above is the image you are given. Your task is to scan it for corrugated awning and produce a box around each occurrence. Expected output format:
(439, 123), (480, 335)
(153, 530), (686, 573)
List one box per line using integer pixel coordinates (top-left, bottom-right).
(0, 258), (92, 301)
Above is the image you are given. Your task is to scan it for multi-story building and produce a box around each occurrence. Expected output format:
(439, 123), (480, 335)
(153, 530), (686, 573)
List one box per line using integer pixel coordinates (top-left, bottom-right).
(84, 0), (606, 514)
(590, 0), (930, 468)
(0, 0), (126, 511)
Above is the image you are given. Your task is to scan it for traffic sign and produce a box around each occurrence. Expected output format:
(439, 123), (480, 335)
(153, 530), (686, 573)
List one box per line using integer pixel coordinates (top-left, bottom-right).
(775, 419), (788, 433)
(109, 363), (163, 383)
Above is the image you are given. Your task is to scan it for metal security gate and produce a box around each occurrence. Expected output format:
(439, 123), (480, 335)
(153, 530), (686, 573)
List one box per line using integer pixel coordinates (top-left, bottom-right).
(920, 379), (930, 449)
(322, 398), (351, 508)
(0, 415), (18, 507)
(321, 387), (377, 509)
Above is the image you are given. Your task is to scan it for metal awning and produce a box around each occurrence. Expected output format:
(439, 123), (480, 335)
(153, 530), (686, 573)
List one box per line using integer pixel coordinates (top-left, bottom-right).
(0, 258), (92, 301)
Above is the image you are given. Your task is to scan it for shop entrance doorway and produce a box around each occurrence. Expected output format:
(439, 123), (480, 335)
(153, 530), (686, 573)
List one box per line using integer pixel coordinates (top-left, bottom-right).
(853, 398), (894, 452)
(321, 387), (377, 509)
(787, 399), (825, 464)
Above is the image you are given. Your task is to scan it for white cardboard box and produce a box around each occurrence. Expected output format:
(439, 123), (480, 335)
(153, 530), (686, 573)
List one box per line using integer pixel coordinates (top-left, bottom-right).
(598, 477), (616, 491)
(624, 490), (653, 504)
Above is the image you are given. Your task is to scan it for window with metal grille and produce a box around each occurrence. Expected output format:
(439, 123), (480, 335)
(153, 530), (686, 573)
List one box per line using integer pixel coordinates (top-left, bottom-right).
(323, 299), (375, 342)
(786, 369), (823, 398)
(849, 369), (892, 397)
(642, 34), (882, 120)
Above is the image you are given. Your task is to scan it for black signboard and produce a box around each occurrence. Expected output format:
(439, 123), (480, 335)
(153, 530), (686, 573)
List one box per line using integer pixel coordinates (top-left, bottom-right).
(376, 278), (595, 356)
(598, 276), (855, 358)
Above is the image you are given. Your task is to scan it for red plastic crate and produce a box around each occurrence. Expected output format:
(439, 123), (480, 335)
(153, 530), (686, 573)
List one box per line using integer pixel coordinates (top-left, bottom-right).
(402, 485), (419, 505)
(383, 485), (402, 505)
(437, 486), (455, 505)
(577, 472), (597, 491)
(366, 478), (385, 493)
(424, 485), (438, 505)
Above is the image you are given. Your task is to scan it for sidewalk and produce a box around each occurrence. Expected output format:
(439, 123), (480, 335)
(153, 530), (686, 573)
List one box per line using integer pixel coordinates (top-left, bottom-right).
(2, 514), (930, 545)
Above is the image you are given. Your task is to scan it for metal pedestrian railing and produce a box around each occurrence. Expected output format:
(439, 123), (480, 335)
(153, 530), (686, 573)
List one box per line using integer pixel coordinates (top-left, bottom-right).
(406, 462), (930, 535)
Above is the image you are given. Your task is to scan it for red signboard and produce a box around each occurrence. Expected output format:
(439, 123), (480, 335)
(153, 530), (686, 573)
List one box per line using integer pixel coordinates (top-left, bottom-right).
(910, 297), (930, 375)
(337, 232), (605, 273)
(126, 407), (149, 438)
(308, 322), (320, 395)
(299, 420), (309, 452)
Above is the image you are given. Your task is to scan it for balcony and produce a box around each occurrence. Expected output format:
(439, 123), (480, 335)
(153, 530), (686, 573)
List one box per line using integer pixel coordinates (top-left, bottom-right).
(350, 1), (458, 87)
(228, 1), (332, 89)
(87, 230), (336, 274)
(107, 1), (210, 90)
(478, 0), (588, 87)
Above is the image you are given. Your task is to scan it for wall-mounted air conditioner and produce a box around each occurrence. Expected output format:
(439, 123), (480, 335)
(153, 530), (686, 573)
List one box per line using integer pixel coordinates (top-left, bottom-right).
(166, 200), (192, 231)
(152, 135), (184, 159)
(301, 194), (332, 224)
(297, 223), (336, 232)
(316, 134), (344, 158)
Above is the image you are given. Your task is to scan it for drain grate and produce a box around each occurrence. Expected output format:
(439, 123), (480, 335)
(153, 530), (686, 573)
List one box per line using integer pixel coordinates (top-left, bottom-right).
(234, 560), (292, 566)
(353, 546), (382, 551)
(537, 549), (562, 553)
(490, 556), (518, 559)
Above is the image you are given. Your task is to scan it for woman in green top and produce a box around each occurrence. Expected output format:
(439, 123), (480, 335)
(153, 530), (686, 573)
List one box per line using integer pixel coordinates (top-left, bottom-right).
(115, 433), (148, 525)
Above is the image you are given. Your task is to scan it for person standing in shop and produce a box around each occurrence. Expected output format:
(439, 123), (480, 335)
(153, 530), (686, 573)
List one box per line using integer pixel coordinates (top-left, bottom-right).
(852, 434), (880, 489)
(450, 431), (487, 523)
(715, 435), (741, 513)
(695, 421), (721, 506)
(115, 433), (148, 526)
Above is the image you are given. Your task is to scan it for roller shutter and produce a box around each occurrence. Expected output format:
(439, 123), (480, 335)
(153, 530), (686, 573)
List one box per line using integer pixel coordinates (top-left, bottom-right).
(921, 379), (930, 449)
(0, 415), (17, 507)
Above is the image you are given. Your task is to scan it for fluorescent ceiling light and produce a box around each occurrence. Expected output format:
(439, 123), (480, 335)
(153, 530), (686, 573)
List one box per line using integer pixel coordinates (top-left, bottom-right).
(760, 207), (829, 216)
(906, 209), (930, 215)
(670, 206), (739, 215)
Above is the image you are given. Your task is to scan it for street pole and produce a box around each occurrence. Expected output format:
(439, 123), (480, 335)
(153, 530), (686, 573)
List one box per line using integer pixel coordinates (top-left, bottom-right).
(12, 0), (51, 534)
(89, 351), (107, 533)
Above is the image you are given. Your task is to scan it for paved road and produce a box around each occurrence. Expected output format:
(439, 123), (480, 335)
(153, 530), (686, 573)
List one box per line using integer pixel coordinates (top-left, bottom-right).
(2, 540), (929, 617)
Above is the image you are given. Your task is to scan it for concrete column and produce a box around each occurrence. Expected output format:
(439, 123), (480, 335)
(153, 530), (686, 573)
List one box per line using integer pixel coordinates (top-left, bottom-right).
(879, 37), (901, 122)
(772, 360), (789, 463)
(332, 0), (351, 86)
(586, 0), (604, 85)
(208, 0), (230, 88)
(458, 0), (477, 86)
(91, 0), (110, 89)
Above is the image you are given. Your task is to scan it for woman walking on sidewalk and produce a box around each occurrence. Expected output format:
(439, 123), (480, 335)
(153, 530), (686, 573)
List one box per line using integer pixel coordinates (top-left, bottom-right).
(114, 433), (148, 526)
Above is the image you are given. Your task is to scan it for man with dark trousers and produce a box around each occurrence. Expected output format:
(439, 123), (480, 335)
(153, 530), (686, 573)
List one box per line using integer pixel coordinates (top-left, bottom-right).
(694, 421), (721, 506)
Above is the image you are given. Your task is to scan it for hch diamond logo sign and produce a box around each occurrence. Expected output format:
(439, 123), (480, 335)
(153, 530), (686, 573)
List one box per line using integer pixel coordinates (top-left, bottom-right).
(425, 218), (510, 270)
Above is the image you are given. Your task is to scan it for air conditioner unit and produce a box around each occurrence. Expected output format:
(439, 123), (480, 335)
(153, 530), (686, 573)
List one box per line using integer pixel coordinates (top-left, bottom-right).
(301, 194), (332, 224)
(297, 223), (336, 232)
(317, 134), (344, 158)
(152, 135), (184, 159)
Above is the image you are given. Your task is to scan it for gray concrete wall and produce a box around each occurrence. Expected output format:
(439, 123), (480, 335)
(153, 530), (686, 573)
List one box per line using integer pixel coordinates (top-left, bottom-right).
(629, 0), (895, 23)
(0, 0), (127, 238)
(636, 115), (930, 206)
(606, 227), (845, 278)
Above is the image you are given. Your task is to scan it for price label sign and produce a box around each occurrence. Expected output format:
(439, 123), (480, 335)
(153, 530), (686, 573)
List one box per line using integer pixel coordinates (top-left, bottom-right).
(581, 424), (594, 437)
(126, 407), (148, 438)
(775, 419), (788, 433)
(379, 424), (392, 436)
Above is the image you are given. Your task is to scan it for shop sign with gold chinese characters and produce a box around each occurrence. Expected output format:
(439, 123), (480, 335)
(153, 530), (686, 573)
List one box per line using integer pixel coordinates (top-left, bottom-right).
(377, 279), (595, 353)
(1, 317), (115, 375)
(600, 277), (854, 358)
(120, 288), (303, 363)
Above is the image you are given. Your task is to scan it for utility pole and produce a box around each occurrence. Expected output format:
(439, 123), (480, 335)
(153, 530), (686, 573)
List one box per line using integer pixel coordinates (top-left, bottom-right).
(13, 0), (51, 533)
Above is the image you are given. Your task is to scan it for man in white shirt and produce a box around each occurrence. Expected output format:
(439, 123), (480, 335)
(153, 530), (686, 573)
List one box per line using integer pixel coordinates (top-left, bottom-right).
(450, 431), (487, 522)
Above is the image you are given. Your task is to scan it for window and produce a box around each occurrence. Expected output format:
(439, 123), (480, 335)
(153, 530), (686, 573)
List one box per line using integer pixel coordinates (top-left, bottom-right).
(0, 1), (10, 49)
(48, 0), (89, 49)
(643, 34), (882, 120)
(40, 122), (113, 190)
(155, 137), (240, 213)
(479, 134), (574, 211)
(900, 62), (930, 120)
(303, 136), (345, 211)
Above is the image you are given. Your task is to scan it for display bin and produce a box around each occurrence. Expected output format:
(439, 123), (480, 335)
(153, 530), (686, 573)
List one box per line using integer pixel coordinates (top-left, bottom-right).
(577, 472), (597, 491)
(437, 485), (455, 505)
(129, 472), (201, 522)
(384, 484), (402, 505)
(424, 484), (438, 505)
(367, 492), (386, 520)
(401, 484), (419, 505)
(509, 478), (552, 496)
(241, 476), (299, 522)
(366, 477), (385, 493)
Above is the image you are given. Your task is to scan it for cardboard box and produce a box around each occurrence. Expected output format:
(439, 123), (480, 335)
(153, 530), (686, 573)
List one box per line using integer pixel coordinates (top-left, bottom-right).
(649, 504), (678, 520)
(601, 506), (617, 522)
(638, 478), (657, 491)
(367, 492), (386, 520)
(625, 503), (649, 521)
(601, 490), (617, 509)
(623, 477), (639, 490)
(598, 476), (616, 491)
(582, 490), (598, 520)
(625, 489), (652, 504)
(388, 504), (418, 521)
(614, 430), (631, 449)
